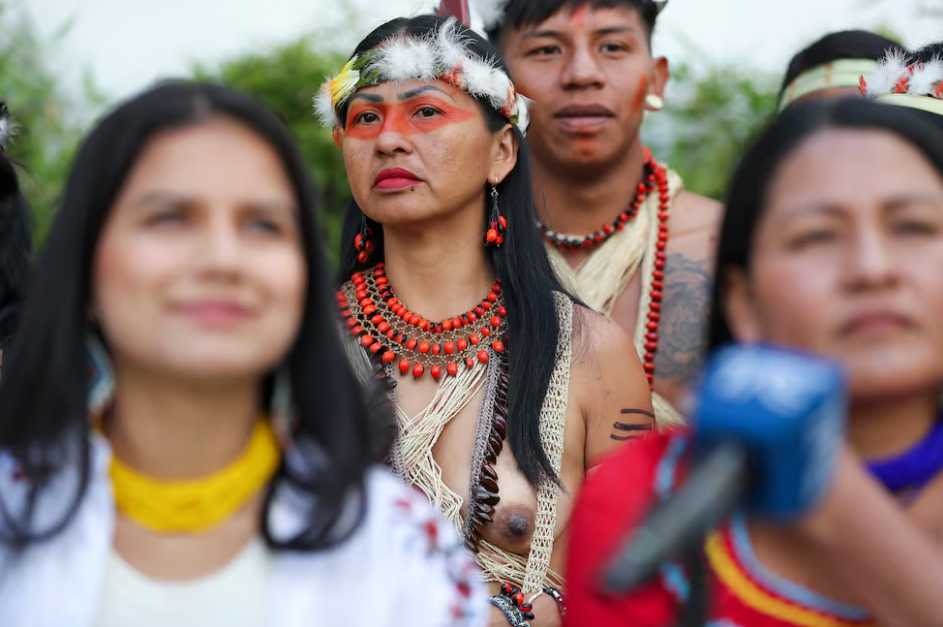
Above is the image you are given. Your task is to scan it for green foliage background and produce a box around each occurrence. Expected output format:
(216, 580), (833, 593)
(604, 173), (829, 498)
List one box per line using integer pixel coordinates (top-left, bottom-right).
(11, 2), (782, 256)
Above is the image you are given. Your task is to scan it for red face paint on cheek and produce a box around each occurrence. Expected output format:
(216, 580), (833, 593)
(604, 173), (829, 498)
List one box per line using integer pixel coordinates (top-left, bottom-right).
(633, 74), (649, 113)
(344, 99), (477, 141)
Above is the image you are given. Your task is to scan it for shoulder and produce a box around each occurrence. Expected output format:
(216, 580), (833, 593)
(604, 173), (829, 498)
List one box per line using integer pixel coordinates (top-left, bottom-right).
(355, 469), (489, 626)
(571, 306), (637, 368)
(671, 190), (724, 241)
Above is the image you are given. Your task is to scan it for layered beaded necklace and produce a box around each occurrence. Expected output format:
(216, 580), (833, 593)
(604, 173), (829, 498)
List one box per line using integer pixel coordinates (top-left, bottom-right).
(337, 264), (509, 381)
(538, 151), (673, 391)
(337, 264), (510, 551)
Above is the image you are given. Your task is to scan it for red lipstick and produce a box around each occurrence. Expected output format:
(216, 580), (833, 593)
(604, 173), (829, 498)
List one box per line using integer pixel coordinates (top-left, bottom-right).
(374, 167), (422, 190)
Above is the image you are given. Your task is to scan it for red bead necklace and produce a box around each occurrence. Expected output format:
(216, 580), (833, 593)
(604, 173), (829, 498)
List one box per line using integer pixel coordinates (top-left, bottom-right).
(337, 263), (509, 381)
(539, 150), (657, 250)
(641, 162), (671, 390)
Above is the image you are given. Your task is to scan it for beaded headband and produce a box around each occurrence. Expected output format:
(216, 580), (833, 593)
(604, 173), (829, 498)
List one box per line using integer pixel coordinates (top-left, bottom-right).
(861, 50), (943, 116)
(778, 59), (879, 112)
(314, 18), (531, 135)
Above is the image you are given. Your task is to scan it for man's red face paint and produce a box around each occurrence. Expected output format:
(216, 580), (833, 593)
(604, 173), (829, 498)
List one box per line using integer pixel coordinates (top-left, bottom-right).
(344, 98), (477, 141)
(569, 4), (588, 31)
(632, 74), (649, 113)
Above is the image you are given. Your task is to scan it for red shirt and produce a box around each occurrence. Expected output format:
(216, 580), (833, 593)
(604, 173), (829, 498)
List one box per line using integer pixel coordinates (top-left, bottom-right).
(564, 433), (874, 627)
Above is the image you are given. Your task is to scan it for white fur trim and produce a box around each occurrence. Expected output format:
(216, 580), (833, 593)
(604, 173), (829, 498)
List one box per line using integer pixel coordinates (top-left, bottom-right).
(866, 48), (911, 97)
(908, 58), (943, 96)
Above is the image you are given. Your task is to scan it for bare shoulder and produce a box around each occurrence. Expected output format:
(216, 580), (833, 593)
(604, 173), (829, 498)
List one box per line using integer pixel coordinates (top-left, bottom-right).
(571, 305), (638, 374)
(671, 190), (725, 241)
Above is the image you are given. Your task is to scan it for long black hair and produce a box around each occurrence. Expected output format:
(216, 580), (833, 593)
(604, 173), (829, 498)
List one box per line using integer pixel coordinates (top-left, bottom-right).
(778, 30), (904, 104)
(0, 102), (31, 351)
(708, 98), (943, 352)
(337, 15), (566, 486)
(0, 81), (377, 552)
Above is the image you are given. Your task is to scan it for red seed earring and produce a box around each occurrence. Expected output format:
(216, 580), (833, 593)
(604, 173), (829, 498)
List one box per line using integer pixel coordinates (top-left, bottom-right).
(484, 184), (507, 248)
(354, 214), (375, 265)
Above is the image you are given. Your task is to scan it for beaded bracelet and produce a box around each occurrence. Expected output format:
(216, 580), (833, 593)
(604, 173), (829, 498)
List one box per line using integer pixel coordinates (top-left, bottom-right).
(489, 583), (535, 627)
(543, 587), (566, 618)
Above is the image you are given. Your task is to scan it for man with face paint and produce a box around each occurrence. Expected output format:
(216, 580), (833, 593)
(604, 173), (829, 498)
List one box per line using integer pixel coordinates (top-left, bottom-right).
(0, 102), (31, 380)
(482, 0), (723, 426)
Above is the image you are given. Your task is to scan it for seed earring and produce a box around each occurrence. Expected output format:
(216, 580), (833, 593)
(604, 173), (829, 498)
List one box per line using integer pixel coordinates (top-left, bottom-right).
(484, 184), (507, 248)
(86, 331), (115, 429)
(354, 214), (375, 265)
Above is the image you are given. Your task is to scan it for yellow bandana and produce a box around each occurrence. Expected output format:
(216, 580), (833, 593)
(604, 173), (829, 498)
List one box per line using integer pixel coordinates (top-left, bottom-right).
(110, 421), (279, 534)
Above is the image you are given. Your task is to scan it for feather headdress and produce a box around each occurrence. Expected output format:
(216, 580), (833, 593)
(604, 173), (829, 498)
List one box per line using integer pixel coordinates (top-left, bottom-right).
(861, 50), (943, 116)
(0, 103), (15, 153)
(314, 18), (531, 135)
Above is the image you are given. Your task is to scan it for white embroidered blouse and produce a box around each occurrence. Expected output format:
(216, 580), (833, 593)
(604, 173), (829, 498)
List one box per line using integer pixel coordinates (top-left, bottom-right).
(0, 437), (488, 627)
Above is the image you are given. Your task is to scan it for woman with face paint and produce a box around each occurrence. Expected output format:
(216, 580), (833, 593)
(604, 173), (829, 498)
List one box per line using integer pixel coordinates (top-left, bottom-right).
(0, 81), (487, 627)
(322, 14), (653, 627)
(564, 98), (943, 626)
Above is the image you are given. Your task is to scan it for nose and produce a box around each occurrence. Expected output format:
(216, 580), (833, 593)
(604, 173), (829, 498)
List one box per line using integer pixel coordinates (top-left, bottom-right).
(197, 213), (244, 280)
(560, 43), (605, 91)
(842, 221), (900, 293)
(375, 113), (415, 156)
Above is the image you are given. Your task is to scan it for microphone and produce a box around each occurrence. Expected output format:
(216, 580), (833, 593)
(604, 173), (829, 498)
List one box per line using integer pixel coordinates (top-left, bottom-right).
(603, 344), (847, 594)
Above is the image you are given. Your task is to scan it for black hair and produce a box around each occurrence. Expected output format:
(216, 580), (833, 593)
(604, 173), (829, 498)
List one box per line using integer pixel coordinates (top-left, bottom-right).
(486, 0), (660, 46)
(779, 30), (904, 102)
(337, 15), (568, 486)
(708, 98), (943, 352)
(0, 103), (31, 352)
(0, 81), (378, 552)
(913, 42), (943, 63)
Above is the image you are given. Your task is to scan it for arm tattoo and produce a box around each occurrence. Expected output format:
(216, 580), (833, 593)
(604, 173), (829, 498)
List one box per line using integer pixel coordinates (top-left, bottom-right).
(611, 408), (654, 441)
(653, 252), (711, 386)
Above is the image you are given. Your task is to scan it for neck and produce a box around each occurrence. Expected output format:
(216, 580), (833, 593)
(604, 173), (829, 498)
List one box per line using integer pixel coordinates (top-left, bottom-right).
(107, 362), (261, 481)
(534, 138), (648, 237)
(380, 201), (494, 322)
(849, 391), (939, 460)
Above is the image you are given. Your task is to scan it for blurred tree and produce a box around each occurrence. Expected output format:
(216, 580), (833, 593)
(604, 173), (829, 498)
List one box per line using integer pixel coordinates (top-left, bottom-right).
(195, 37), (351, 261)
(0, 2), (100, 244)
(645, 60), (779, 202)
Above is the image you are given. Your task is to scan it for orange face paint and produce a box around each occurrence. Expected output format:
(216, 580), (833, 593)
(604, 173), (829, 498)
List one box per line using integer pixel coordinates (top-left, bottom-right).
(633, 74), (649, 113)
(344, 97), (477, 141)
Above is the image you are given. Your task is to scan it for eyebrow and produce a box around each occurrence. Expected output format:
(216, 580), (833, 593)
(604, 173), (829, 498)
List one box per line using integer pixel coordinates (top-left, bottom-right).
(350, 93), (384, 103)
(399, 85), (454, 101)
(521, 26), (637, 39)
(129, 191), (295, 213)
(777, 194), (943, 221)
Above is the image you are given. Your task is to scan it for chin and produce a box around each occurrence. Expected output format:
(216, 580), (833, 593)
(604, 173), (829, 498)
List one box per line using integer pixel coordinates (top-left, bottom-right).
(846, 348), (943, 401)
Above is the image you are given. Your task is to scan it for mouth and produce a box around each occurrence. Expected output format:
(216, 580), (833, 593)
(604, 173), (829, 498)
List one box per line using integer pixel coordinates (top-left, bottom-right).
(174, 301), (253, 327)
(840, 311), (913, 337)
(374, 167), (423, 191)
(553, 104), (615, 132)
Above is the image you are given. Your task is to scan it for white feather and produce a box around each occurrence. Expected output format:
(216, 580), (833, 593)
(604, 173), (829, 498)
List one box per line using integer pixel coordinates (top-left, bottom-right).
(908, 58), (943, 96)
(436, 18), (470, 69)
(313, 87), (338, 128)
(374, 38), (438, 82)
(474, 0), (508, 33)
(462, 56), (507, 108)
(867, 48), (911, 97)
(515, 94), (533, 136)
